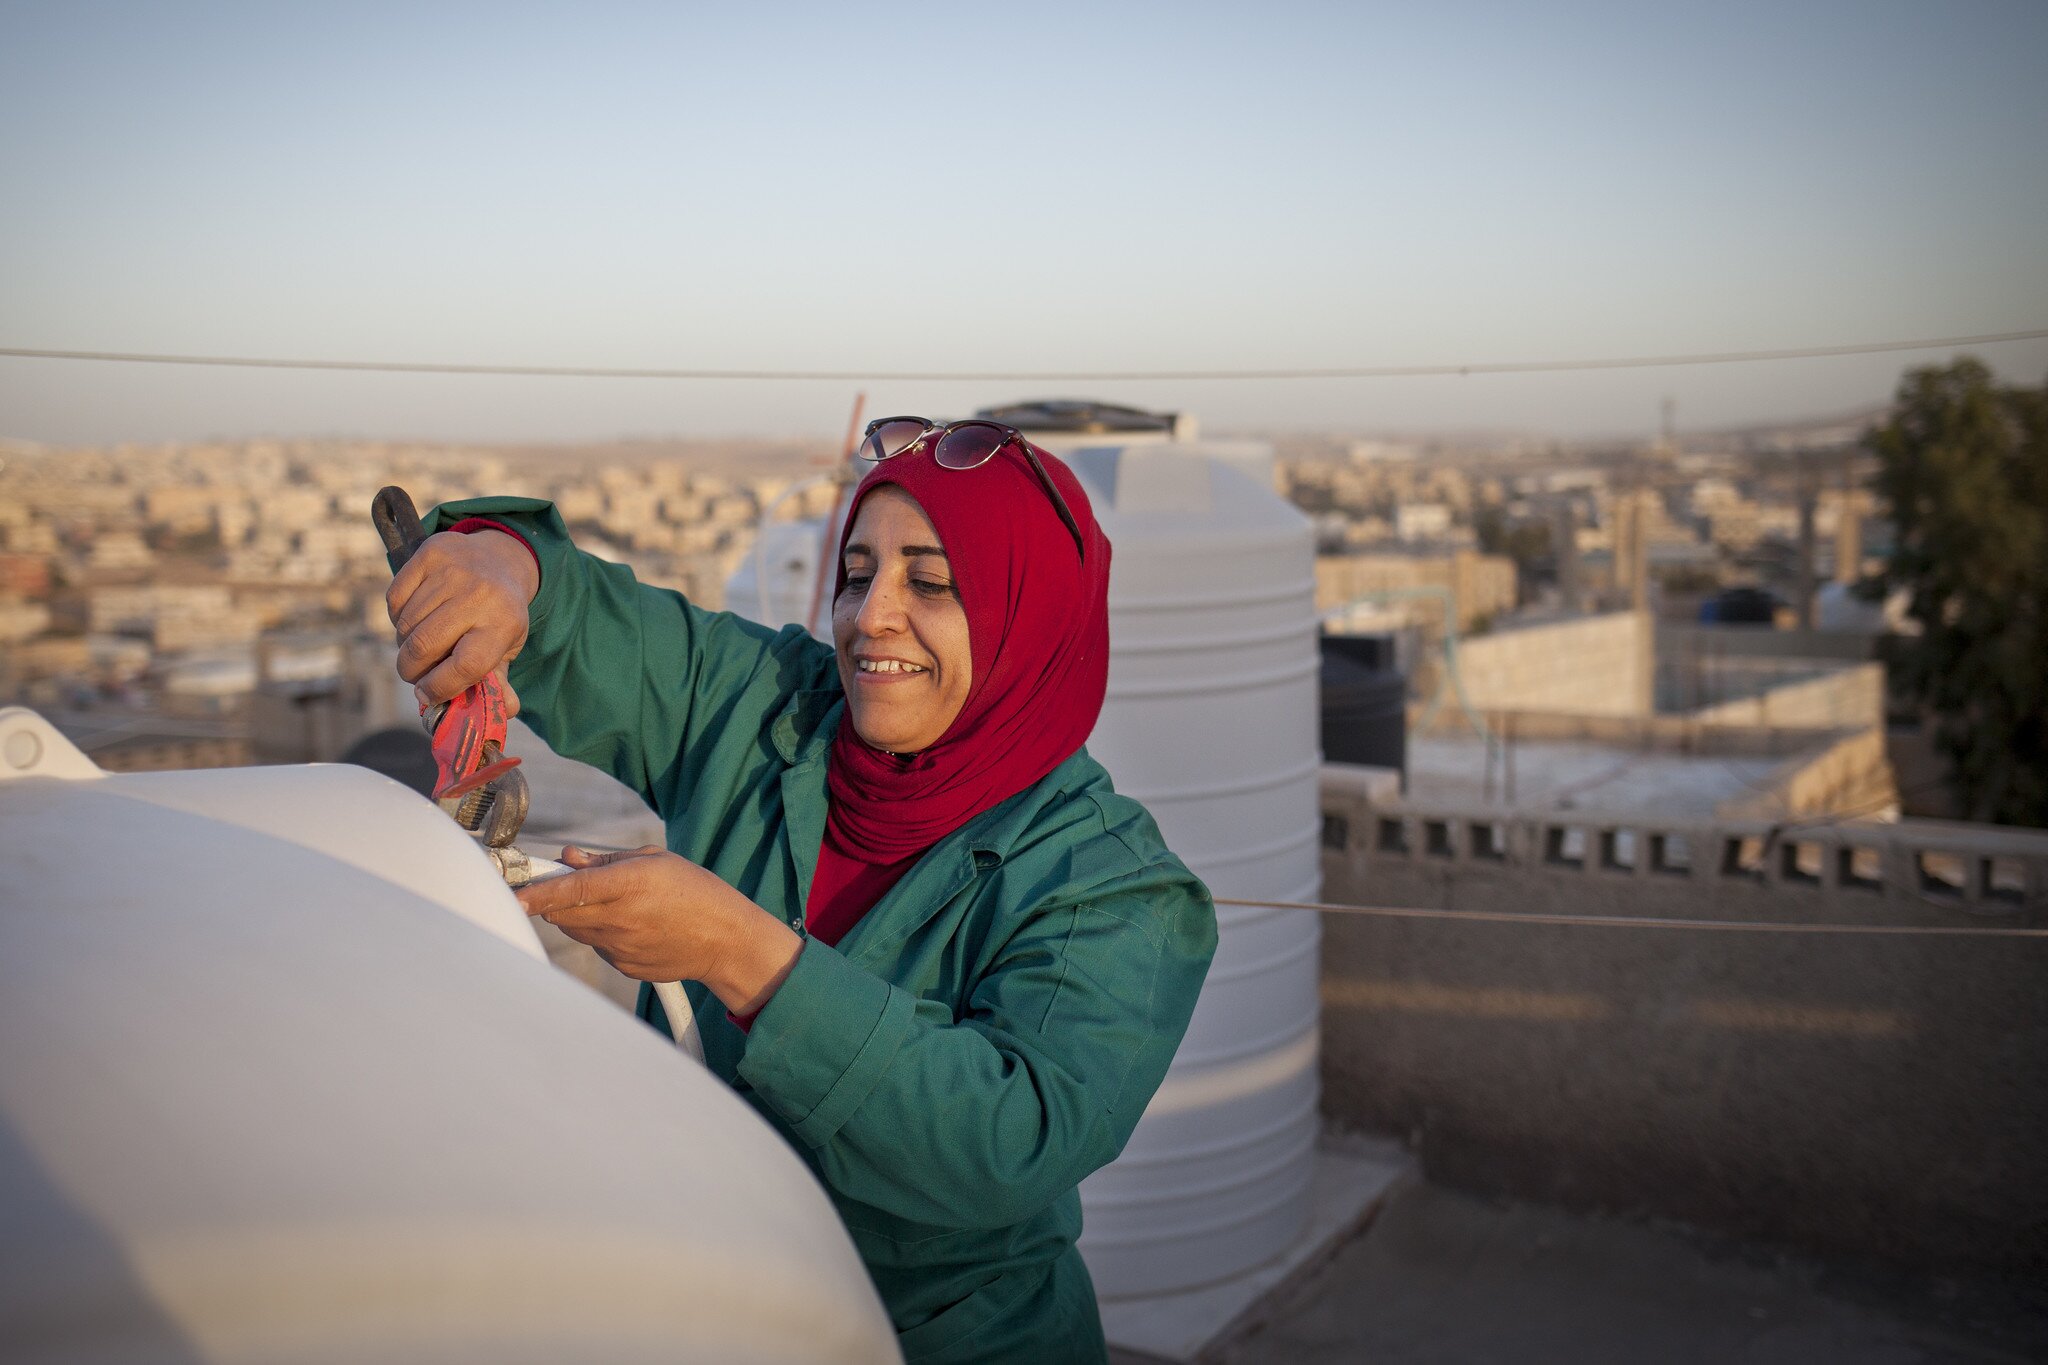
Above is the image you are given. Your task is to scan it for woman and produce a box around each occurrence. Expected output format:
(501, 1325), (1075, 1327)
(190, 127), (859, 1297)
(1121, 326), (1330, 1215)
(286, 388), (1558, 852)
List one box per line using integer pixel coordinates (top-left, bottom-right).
(386, 419), (1217, 1363)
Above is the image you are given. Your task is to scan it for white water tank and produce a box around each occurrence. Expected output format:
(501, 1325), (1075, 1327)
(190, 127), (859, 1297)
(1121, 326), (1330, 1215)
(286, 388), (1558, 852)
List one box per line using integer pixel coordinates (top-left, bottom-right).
(0, 708), (900, 1365)
(724, 476), (851, 637)
(1066, 444), (1324, 1297)
(718, 441), (1324, 1295)
(724, 516), (833, 633)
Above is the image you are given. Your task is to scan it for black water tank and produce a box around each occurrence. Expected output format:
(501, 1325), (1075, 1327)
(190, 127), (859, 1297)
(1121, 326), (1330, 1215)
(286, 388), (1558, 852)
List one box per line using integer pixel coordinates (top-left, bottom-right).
(340, 726), (437, 797)
(1703, 586), (1779, 625)
(1320, 633), (1406, 775)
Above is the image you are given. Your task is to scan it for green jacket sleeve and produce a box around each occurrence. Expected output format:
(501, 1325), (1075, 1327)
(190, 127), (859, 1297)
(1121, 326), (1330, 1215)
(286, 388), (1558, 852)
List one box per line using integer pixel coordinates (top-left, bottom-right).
(737, 876), (1216, 1230)
(425, 496), (834, 817)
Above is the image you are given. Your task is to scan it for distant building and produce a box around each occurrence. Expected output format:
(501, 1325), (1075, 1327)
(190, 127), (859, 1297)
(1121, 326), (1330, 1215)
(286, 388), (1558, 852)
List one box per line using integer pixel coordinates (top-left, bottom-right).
(85, 532), (155, 574)
(1394, 503), (1454, 542)
(0, 599), (51, 644)
(0, 553), (51, 598)
(1379, 611), (1892, 822)
(1317, 550), (1516, 632)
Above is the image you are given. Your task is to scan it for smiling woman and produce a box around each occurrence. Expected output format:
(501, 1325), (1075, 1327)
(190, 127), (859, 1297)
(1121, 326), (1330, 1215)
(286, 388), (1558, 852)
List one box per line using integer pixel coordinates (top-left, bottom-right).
(834, 486), (972, 755)
(386, 433), (1216, 1365)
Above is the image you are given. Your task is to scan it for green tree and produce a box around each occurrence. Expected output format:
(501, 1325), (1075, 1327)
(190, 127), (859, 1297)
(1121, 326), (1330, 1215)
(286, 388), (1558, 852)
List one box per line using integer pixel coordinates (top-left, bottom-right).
(1869, 358), (2048, 826)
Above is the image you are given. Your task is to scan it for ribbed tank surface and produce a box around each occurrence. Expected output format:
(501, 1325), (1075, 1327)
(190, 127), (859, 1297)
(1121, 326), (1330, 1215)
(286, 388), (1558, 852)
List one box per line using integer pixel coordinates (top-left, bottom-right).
(1066, 445), (1324, 1297)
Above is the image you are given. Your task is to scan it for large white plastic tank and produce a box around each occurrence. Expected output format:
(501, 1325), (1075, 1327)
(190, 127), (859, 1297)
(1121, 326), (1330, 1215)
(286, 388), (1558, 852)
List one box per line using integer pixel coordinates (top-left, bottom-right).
(723, 475), (850, 636)
(0, 707), (900, 1365)
(1065, 444), (1325, 1297)
(724, 516), (834, 633)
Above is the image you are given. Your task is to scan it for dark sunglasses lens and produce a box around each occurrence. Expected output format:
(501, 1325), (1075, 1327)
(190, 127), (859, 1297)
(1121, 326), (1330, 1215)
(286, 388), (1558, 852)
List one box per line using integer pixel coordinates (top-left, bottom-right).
(933, 423), (1010, 469)
(864, 419), (929, 461)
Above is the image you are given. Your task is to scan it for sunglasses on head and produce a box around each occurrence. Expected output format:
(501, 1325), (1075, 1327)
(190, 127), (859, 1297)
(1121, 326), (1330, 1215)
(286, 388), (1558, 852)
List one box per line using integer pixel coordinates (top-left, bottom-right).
(857, 416), (1086, 561)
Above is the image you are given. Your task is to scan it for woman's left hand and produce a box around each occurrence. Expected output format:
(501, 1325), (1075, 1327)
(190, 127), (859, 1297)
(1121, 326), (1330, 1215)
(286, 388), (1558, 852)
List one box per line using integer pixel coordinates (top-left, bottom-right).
(515, 846), (802, 1015)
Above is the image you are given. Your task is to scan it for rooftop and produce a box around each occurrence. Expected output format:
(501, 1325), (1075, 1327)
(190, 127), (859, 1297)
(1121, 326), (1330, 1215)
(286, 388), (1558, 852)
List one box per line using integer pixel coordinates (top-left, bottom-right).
(1406, 733), (1788, 819)
(1118, 1168), (2048, 1365)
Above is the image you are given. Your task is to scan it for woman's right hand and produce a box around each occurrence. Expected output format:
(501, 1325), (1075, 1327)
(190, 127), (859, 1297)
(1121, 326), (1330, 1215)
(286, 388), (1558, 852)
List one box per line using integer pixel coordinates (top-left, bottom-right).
(387, 528), (540, 708)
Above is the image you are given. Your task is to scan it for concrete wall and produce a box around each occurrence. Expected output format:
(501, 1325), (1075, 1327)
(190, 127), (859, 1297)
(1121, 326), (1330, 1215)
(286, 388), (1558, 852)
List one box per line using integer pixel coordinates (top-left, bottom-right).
(1312, 773), (2048, 1268)
(1715, 726), (1897, 822)
(1410, 708), (1840, 757)
(1657, 624), (1883, 664)
(1405, 704), (1898, 822)
(1453, 612), (1648, 717)
(1691, 662), (1885, 731)
(1316, 550), (1517, 632)
(1395, 612), (1877, 728)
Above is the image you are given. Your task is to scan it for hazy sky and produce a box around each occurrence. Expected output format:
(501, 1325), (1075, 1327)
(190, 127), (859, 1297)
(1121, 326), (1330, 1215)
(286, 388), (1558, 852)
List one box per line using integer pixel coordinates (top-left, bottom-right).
(3, 0), (2045, 446)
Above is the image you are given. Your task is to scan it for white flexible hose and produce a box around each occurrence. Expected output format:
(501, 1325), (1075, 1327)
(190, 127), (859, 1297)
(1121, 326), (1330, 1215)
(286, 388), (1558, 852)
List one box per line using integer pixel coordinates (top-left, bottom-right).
(515, 854), (706, 1064)
(652, 981), (706, 1063)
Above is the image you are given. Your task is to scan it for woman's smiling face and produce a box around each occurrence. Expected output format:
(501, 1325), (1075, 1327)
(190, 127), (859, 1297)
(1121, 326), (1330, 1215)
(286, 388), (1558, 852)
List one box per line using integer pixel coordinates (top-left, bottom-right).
(833, 486), (973, 754)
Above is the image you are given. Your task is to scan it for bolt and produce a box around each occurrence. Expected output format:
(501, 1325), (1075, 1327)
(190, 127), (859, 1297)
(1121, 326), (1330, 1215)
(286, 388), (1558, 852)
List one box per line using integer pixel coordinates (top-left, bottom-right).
(3, 728), (43, 771)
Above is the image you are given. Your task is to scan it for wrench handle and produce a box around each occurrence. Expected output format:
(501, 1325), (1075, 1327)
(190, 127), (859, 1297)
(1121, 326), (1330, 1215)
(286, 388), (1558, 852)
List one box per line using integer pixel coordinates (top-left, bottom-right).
(374, 484), (446, 734)
(373, 485), (428, 571)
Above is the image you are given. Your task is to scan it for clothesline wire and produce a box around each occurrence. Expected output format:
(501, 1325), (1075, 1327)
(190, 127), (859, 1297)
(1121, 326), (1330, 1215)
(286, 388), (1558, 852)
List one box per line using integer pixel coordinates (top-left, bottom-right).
(1212, 898), (2046, 937)
(1, 327), (2044, 384)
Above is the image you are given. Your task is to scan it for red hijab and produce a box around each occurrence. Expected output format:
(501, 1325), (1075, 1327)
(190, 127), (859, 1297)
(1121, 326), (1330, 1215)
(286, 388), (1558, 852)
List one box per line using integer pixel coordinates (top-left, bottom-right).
(807, 440), (1111, 941)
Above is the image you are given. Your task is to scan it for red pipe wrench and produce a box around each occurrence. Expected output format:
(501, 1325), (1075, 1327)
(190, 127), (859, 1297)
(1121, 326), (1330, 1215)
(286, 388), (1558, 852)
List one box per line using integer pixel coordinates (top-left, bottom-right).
(373, 486), (530, 853)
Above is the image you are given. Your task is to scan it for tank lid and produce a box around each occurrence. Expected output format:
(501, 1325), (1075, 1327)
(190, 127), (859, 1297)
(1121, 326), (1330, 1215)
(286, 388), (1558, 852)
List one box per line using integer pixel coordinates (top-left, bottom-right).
(976, 398), (1174, 434)
(1320, 632), (1402, 672)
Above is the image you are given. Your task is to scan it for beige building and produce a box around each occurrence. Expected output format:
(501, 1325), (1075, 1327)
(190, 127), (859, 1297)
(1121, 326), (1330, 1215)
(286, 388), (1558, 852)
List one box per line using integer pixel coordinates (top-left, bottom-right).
(142, 485), (231, 535)
(88, 585), (233, 634)
(85, 532), (156, 574)
(152, 608), (265, 652)
(1316, 550), (1517, 632)
(0, 599), (52, 644)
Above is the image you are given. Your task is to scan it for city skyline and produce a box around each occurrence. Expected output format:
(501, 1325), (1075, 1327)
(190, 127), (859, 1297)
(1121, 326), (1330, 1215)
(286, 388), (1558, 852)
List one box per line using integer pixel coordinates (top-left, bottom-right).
(4, 1), (2045, 445)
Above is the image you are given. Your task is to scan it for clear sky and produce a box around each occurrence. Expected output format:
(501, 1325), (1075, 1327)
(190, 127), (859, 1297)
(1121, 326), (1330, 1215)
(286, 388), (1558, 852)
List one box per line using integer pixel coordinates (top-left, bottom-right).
(3, 0), (2045, 446)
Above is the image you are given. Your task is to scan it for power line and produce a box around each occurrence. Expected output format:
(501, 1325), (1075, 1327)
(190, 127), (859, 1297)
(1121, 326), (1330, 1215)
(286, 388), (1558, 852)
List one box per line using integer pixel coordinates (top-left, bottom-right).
(1, 328), (2044, 384)
(1213, 899), (2047, 938)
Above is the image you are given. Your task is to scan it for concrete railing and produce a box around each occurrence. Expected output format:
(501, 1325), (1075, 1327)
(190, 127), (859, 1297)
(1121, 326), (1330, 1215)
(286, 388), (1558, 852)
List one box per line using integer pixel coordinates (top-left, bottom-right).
(1320, 764), (2046, 925)
(1310, 763), (2048, 1268)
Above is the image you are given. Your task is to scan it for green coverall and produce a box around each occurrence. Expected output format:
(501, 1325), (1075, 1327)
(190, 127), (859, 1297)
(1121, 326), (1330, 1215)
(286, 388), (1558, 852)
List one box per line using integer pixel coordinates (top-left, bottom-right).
(430, 498), (1217, 1365)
